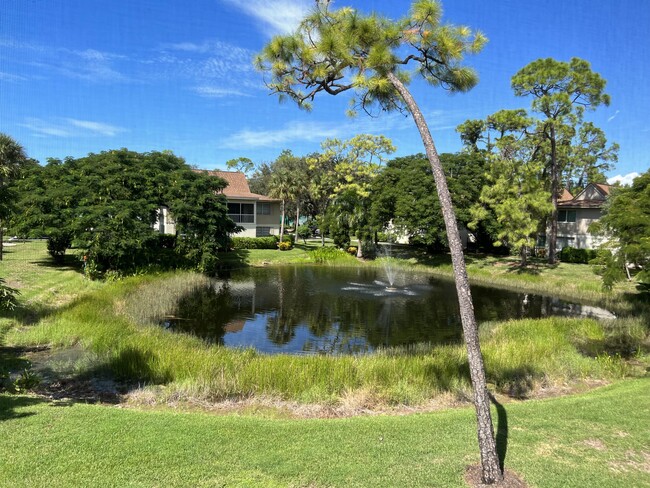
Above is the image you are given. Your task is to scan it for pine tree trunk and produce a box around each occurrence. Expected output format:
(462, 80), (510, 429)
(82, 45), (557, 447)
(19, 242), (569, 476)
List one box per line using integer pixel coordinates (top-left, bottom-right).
(548, 125), (558, 264)
(0, 219), (3, 261)
(387, 71), (502, 484)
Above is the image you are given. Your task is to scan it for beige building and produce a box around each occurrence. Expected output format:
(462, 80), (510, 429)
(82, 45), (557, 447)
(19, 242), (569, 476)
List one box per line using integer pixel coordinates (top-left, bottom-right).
(154, 171), (282, 238)
(198, 170), (282, 238)
(552, 183), (611, 250)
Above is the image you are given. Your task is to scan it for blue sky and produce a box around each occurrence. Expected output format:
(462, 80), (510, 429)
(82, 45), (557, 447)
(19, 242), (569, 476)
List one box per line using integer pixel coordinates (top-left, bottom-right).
(1, 0), (648, 184)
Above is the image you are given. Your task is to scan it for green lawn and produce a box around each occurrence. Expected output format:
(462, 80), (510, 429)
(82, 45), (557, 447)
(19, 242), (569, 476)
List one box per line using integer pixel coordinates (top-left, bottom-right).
(1, 379), (649, 487)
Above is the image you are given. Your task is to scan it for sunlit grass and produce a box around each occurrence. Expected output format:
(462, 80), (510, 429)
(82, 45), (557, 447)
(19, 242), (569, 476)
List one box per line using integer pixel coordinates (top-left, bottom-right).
(1, 379), (649, 487)
(7, 273), (647, 406)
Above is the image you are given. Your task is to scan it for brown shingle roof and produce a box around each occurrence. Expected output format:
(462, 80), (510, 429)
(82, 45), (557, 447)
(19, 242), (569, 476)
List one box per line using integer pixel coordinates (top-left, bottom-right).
(594, 183), (612, 196)
(558, 188), (573, 202)
(194, 170), (278, 201)
(558, 183), (612, 209)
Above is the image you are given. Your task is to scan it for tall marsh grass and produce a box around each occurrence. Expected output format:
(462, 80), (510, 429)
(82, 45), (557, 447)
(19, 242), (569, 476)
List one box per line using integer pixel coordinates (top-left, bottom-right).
(7, 272), (647, 406)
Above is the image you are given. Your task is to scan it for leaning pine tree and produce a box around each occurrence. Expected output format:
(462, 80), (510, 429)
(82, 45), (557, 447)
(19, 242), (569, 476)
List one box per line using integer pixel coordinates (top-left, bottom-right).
(256, 0), (502, 483)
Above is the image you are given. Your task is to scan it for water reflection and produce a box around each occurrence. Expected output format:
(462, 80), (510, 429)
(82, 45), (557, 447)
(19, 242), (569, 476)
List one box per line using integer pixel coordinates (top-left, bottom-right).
(157, 266), (614, 355)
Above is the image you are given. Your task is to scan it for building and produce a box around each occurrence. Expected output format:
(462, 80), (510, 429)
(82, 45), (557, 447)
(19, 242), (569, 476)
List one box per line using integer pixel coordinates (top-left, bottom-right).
(198, 170), (282, 238)
(552, 183), (612, 250)
(154, 170), (282, 238)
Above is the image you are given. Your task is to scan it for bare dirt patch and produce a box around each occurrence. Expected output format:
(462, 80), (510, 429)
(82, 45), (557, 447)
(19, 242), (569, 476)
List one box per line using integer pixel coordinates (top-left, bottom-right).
(608, 450), (650, 474)
(464, 465), (528, 488)
(583, 438), (607, 451)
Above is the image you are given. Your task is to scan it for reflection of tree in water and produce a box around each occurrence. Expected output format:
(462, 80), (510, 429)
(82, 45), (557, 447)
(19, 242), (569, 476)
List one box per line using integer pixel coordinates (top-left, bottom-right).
(165, 282), (236, 344)
(155, 266), (607, 354)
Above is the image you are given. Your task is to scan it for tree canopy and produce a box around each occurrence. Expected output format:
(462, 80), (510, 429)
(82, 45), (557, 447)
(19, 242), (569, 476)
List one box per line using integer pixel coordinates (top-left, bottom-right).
(371, 152), (496, 251)
(0, 133), (29, 260)
(10, 149), (238, 274)
(511, 57), (613, 263)
(593, 171), (650, 291)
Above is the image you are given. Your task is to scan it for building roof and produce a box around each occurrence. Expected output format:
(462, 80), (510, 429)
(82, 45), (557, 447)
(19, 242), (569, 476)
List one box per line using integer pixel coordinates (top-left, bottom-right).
(593, 183), (612, 196)
(195, 170), (279, 202)
(558, 183), (612, 209)
(558, 188), (573, 202)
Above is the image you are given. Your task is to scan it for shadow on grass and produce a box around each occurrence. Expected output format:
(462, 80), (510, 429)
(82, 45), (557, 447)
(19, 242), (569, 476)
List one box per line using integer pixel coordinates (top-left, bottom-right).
(424, 359), (471, 392)
(1, 302), (58, 326)
(489, 393), (509, 472)
(0, 395), (48, 421)
(32, 253), (83, 273)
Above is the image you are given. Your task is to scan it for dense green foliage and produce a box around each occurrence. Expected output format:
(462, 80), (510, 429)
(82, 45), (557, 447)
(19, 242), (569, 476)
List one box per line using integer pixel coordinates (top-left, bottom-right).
(558, 247), (599, 264)
(0, 133), (30, 260)
(371, 152), (498, 251)
(465, 110), (553, 264)
(0, 277), (20, 311)
(9, 149), (238, 275)
(229, 235), (295, 251)
(593, 170), (650, 291)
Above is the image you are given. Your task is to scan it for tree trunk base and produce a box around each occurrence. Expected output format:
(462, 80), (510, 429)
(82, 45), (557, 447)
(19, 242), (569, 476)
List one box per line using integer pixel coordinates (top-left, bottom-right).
(464, 465), (527, 487)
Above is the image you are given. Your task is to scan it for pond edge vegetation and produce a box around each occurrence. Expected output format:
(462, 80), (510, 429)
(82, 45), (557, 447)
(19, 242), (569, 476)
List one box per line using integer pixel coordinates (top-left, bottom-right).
(4, 242), (648, 411)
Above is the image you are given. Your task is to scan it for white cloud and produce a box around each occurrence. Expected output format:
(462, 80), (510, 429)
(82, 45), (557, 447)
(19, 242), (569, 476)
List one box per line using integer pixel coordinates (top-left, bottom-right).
(222, 0), (310, 36)
(154, 40), (259, 97)
(607, 172), (639, 186)
(19, 117), (127, 138)
(607, 110), (620, 122)
(66, 119), (126, 136)
(220, 121), (341, 149)
(0, 71), (26, 82)
(193, 86), (251, 98)
(219, 109), (468, 149)
(4, 40), (131, 83)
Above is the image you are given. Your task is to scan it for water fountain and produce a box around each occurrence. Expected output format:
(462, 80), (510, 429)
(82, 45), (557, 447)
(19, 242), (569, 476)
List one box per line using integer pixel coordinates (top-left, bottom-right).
(378, 240), (398, 291)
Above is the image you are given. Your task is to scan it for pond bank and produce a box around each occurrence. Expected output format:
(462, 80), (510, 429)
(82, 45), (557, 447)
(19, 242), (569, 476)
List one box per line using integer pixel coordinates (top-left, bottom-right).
(2, 241), (648, 411)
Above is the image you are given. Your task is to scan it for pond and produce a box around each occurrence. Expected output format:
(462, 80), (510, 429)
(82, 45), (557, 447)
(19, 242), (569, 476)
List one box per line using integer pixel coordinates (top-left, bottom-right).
(154, 266), (614, 355)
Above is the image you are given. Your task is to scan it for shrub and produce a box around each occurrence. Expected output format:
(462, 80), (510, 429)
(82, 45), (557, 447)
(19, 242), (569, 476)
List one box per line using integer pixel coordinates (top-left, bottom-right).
(331, 226), (351, 249)
(346, 246), (358, 256)
(297, 224), (312, 241)
(559, 246), (598, 264)
(230, 236), (278, 250)
(0, 277), (20, 311)
(278, 241), (293, 251)
(360, 240), (377, 259)
(280, 234), (295, 245)
(47, 232), (72, 262)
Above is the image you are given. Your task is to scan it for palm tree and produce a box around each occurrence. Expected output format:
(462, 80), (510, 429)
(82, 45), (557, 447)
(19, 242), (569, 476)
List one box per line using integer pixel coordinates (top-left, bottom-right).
(0, 133), (27, 260)
(268, 166), (294, 243)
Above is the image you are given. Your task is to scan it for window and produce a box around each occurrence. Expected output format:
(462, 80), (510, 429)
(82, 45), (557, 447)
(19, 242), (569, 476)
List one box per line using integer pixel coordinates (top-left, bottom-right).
(227, 203), (254, 223)
(256, 226), (272, 237)
(257, 202), (271, 215)
(558, 210), (576, 223)
(556, 236), (575, 250)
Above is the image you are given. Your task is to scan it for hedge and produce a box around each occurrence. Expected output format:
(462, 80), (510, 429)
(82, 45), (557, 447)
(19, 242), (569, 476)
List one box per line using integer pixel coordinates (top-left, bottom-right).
(230, 234), (294, 250)
(558, 246), (598, 264)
